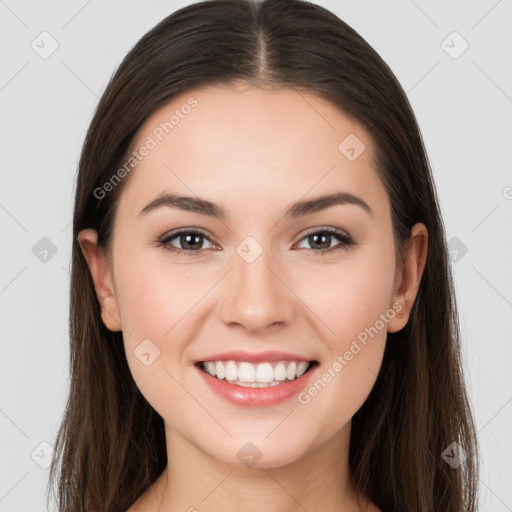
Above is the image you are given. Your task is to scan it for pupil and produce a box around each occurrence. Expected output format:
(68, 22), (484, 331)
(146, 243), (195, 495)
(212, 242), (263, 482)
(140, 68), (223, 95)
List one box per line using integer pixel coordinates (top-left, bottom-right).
(183, 234), (201, 249)
(311, 233), (330, 250)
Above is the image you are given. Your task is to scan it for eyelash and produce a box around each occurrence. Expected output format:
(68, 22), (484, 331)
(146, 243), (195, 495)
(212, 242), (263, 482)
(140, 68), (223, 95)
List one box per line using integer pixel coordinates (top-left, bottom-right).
(157, 227), (355, 257)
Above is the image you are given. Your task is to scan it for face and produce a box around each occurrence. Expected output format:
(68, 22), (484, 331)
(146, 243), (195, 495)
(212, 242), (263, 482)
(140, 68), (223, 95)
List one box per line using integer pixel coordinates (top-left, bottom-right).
(80, 83), (425, 468)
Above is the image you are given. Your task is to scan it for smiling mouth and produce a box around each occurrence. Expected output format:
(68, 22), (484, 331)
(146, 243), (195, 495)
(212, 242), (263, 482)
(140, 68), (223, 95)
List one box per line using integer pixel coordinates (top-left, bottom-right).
(196, 359), (319, 388)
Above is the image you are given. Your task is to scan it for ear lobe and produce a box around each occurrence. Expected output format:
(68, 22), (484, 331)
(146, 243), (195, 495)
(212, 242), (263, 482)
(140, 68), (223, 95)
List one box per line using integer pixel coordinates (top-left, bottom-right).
(387, 223), (428, 333)
(77, 229), (122, 332)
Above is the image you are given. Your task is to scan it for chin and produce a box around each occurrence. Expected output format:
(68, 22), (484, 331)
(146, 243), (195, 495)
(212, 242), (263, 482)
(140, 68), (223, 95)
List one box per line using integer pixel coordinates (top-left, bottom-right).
(199, 433), (315, 470)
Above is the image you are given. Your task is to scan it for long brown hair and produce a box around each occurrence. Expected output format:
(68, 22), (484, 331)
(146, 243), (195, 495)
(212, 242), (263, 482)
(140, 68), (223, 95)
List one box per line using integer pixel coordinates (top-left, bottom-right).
(47, 0), (479, 510)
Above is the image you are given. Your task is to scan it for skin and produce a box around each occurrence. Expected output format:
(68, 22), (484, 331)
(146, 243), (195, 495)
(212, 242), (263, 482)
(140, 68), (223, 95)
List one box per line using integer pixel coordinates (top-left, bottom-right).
(79, 83), (428, 512)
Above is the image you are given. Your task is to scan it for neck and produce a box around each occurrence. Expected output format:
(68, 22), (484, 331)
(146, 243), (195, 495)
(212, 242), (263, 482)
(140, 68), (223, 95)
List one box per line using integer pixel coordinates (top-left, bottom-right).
(133, 421), (378, 512)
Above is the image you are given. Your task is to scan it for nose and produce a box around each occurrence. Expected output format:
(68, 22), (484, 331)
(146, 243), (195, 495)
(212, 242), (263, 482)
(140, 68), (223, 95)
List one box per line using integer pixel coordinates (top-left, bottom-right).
(218, 247), (296, 333)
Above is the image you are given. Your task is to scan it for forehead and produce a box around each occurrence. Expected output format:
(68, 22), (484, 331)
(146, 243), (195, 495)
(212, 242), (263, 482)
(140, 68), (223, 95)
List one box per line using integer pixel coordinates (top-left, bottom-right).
(117, 83), (388, 219)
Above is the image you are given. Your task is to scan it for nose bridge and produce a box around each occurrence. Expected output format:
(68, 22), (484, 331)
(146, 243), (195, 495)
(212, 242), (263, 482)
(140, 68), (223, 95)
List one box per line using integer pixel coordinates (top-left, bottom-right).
(219, 236), (295, 331)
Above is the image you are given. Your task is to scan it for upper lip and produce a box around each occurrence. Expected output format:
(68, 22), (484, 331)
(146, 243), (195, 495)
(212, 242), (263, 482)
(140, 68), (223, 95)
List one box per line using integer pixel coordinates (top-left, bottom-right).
(197, 350), (316, 363)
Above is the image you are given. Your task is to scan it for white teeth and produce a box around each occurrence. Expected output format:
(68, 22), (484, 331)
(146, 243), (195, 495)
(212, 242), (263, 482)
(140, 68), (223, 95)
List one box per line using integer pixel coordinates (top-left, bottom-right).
(286, 361), (297, 381)
(296, 361), (309, 378)
(215, 361), (226, 380)
(274, 362), (287, 381)
(255, 362), (274, 383)
(238, 362), (256, 382)
(226, 379), (288, 388)
(225, 360), (238, 381)
(201, 359), (312, 385)
(205, 362), (216, 377)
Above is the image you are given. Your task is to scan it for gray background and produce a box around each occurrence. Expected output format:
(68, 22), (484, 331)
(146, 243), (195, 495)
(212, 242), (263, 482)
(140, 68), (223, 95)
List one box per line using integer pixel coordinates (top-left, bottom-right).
(1, 0), (511, 510)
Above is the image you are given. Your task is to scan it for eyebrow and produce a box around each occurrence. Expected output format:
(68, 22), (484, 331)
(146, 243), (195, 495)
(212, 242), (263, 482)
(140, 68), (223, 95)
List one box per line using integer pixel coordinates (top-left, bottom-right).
(139, 191), (373, 219)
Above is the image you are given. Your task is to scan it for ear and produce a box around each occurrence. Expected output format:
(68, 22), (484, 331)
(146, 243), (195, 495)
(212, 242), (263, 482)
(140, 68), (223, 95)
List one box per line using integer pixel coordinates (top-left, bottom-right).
(387, 223), (428, 333)
(77, 229), (122, 332)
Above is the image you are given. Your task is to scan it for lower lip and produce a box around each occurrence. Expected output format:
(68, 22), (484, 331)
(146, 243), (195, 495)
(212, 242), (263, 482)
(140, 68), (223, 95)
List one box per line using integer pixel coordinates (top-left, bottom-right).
(196, 363), (318, 407)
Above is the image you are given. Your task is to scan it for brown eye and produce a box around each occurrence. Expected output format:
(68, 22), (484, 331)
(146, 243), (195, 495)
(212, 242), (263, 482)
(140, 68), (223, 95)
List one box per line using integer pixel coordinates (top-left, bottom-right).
(159, 229), (215, 255)
(176, 233), (205, 250)
(296, 228), (355, 254)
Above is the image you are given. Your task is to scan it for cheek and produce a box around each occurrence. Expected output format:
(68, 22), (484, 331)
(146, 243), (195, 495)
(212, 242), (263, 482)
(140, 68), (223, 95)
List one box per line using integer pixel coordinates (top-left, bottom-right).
(299, 242), (397, 348)
(112, 250), (201, 420)
(292, 241), (395, 420)
(114, 249), (204, 339)
(111, 247), (225, 412)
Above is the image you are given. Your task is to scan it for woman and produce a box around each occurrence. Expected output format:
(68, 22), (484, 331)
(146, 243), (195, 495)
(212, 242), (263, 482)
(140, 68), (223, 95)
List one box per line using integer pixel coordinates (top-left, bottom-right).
(47, 0), (479, 510)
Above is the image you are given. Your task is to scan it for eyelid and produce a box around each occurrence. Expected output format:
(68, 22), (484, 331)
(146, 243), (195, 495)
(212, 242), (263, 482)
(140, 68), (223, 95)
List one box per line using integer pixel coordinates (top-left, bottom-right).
(298, 226), (351, 239)
(160, 226), (213, 240)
